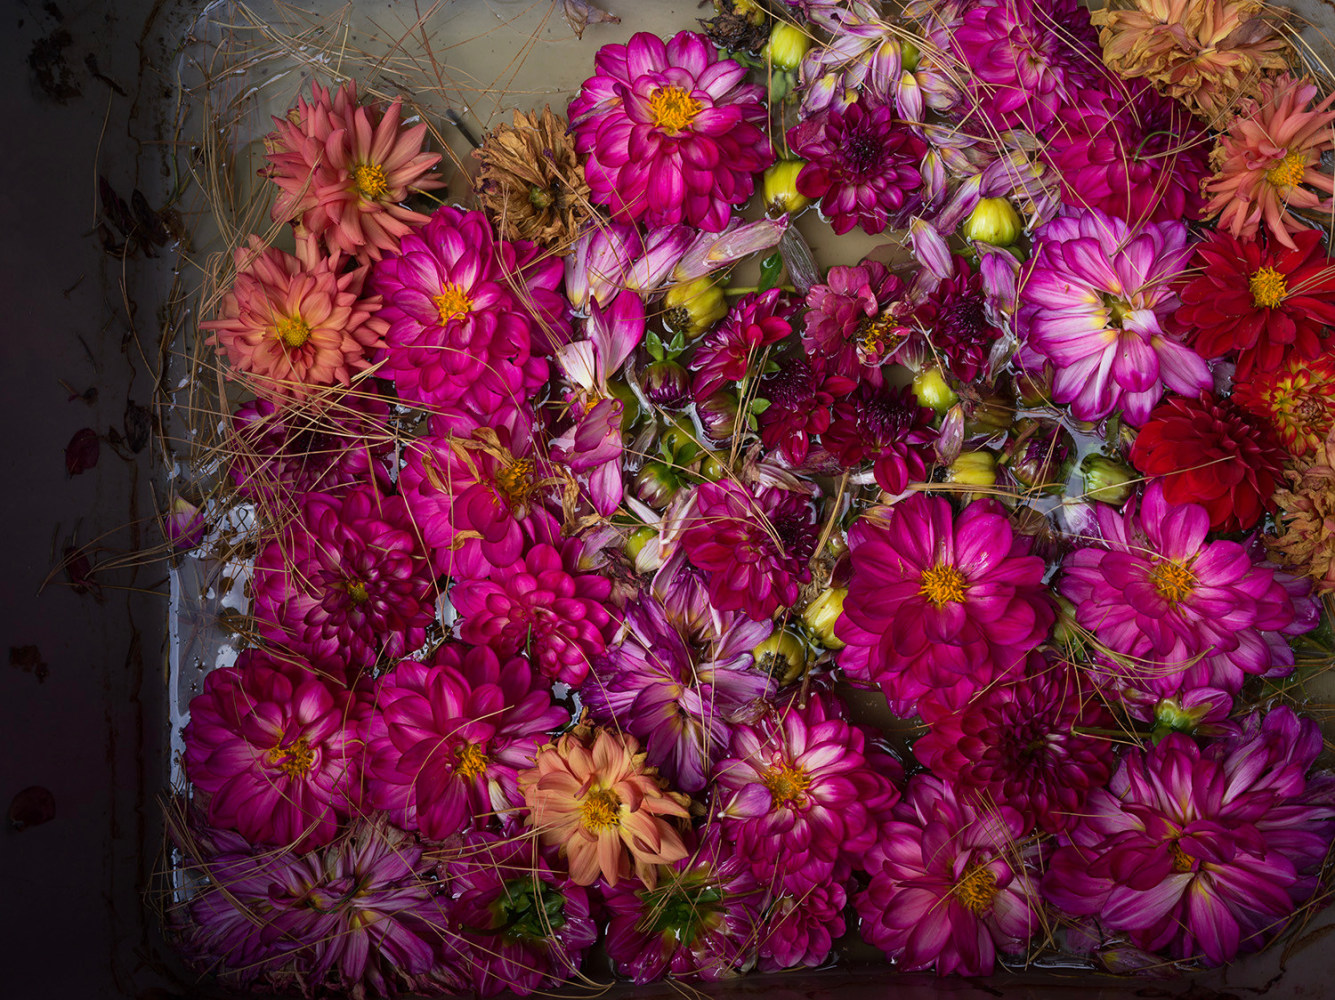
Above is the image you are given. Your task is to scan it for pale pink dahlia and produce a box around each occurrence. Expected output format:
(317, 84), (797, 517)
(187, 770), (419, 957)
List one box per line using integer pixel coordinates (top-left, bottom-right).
(1060, 481), (1319, 705)
(201, 237), (386, 397)
(856, 774), (1044, 976)
(364, 644), (568, 839)
(1044, 708), (1335, 965)
(252, 486), (437, 670)
(1017, 208), (1211, 425)
(836, 495), (1054, 716)
(568, 31), (773, 232)
(452, 542), (614, 686)
(182, 650), (365, 849)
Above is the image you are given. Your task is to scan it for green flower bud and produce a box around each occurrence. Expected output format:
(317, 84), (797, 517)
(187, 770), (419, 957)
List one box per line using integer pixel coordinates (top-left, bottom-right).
(766, 22), (811, 72)
(1080, 453), (1135, 506)
(900, 37), (921, 72)
(912, 367), (959, 413)
(753, 629), (808, 685)
(624, 525), (657, 563)
(663, 278), (728, 337)
(801, 587), (847, 650)
(763, 160), (811, 215)
(962, 197), (1022, 247)
(944, 451), (997, 487)
(633, 461), (681, 509)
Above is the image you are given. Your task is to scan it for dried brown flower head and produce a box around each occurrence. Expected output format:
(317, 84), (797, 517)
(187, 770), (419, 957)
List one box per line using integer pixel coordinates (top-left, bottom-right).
(473, 106), (593, 250)
(699, 0), (772, 54)
(1091, 0), (1291, 120)
(1269, 428), (1335, 595)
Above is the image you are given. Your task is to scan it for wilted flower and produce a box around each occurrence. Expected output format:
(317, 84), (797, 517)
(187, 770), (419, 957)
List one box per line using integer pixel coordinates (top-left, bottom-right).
(1270, 427), (1335, 594)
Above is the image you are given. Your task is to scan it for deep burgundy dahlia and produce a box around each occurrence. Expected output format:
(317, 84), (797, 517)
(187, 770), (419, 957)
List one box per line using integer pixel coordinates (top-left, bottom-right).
(802, 260), (909, 386)
(568, 31), (772, 231)
(689, 289), (795, 402)
(758, 353), (856, 465)
(823, 382), (937, 494)
(908, 256), (1003, 382)
(452, 542), (615, 686)
(1129, 391), (1287, 532)
(788, 98), (927, 235)
(836, 494), (1054, 716)
(679, 480), (818, 621)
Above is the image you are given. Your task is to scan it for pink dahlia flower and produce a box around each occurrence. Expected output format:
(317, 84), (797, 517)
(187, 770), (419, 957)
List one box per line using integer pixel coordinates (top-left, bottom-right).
(603, 828), (763, 983)
(252, 486), (436, 671)
(714, 691), (901, 892)
(1017, 208), (1210, 425)
(802, 260), (909, 386)
(182, 650), (365, 849)
(1060, 481), (1319, 705)
(201, 237), (386, 397)
(688, 289), (795, 402)
(371, 205), (564, 417)
(680, 480), (818, 622)
(452, 542), (614, 686)
(758, 881), (848, 972)
(788, 98), (927, 235)
(856, 773), (1044, 976)
(444, 831), (596, 996)
(364, 644), (568, 839)
(581, 596), (774, 793)
(1044, 709), (1335, 965)
(264, 81), (445, 262)
(914, 653), (1117, 834)
(758, 353), (856, 466)
(907, 256), (1003, 382)
(568, 31), (772, 232)
(824, 382), (937, 494)
(836, 494), (1054, 716)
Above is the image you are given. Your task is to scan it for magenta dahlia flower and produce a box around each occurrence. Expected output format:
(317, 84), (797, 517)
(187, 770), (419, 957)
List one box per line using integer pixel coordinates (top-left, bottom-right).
(680, 480), (818, 622)
(824, 382), (937, 494)
(802, 260), (909, 386)
(252, 486), (436, 670)
(568, 31), (772, 232)
(603, 828), (763, 983)
(364, 644), (568, 839)
(914, 653), (1117, 834)
(182, 651), (365, 849)
(758, 882), (848, 972)
(1060, 481), (1319, 705)
(788, 97), (927, 235)
(452, 542), (615, 686)
(371, 205), (564, 417)
(908, 256), (1004, 382)
(1017, 208), (1210, 425)
(856, 773), (1044, 976)
(581, 596), (774, 793)
(688, 289), (795, 402)
(1044, 708), (1335, 965)
(758, 353), (856, 465)
(836, 494), (1055, 716)
(444, 831), (597, 996)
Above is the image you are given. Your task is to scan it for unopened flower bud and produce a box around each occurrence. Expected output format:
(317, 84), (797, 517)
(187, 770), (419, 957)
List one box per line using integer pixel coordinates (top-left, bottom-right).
(624, 525), (657, 563)
(696, 390), (739, 444)
(900, 37), (921, 72)
(754, 629), (808, 685)
(633, 461), (681, 509)
(944, 451), (996, 487)
(1050, 594), (1084, 654)
(699, 452), (728, 482)
(763, 160), (810, 215)
(1015, 366), (1053, 407)
(165, 498), (207, 552)
(663, 278), (727, 337)
(912, 367), (958, 413)
(1080, 453), (1135, 506)
(1001, 418), (1075, 494)
(801, 587), (847, 650)
(962, 197), (1022, 247)
(659, 420), (700, 465)
(964, 389), (1015, 436)
(766, 22), (811, 71)
(642, 360), (690, 409)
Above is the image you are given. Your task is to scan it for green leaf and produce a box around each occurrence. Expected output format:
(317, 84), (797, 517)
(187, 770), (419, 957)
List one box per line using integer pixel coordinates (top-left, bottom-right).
(758, 252), (786, 293)
(645, 330), (665, 362)
(750, 397), (772, 415)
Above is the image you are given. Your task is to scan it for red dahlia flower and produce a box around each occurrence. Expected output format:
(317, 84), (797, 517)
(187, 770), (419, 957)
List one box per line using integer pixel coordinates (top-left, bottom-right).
(1232, 353), (1335, 460)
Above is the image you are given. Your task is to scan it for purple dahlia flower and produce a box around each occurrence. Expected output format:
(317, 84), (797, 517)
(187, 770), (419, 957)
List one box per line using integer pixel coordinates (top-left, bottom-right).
(364, 644), (568, 839)
(856, 773), (1044, 976)
(908, 255), (1003, 383)
(788, 97), (927, 235)
(182, 650), (365, 849)
(1044, 708), (1335, 965)
(802, 259), (908, 386)
(252, 485), (437, 670)
(1016, 207), (1210, 425)
(823, 382), (936, 494)
(688, 289), (795, 402)
(1059, 481), (1319, 707)
(568, 31), (772, 232)
(836, 494), (1054, 716)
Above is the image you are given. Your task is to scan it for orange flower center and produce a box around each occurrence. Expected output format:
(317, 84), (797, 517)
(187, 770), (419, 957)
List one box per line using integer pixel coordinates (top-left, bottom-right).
(761, 763), (811, 806)
(267, 736), (315, 779)
(649, 86), (702, 134)
(919, 563), (969, 607)
(454, 741), (488, 780)
(434, 283), (473, 325)
(275, 314), (312, 348)
(1265, 151), (1307, 188)
(1249, 266), (1288, 308)
(580, 787), (622, 832)
(1168, 839), (1194, 874)
(496, 458), (537, 509)
(353, 162), (390, 200)
(953, 861), (999, 915)
(1150, 558), (1197, 606)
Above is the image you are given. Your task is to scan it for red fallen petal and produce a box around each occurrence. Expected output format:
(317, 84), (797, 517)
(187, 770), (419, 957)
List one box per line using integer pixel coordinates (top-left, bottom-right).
(64, 427), (100, 476)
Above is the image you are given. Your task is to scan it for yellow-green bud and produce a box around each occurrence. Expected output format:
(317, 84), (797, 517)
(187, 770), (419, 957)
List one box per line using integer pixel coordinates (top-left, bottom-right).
(962, 197), (1022, 247)
(624, 525), (657, 563)
(900, 37), (921, 72)
(699, 452), (728, 482)
(663, 278), (728, 338)
(1050, 594), (1084, 654)
(944, 451), (997, 487)
(754, 629), (809, 685)
(912, 367), (959, 413)
(766, 23), (811, 72)
(763, 160), (811, 215)
(1081, 453), (1135, 506)
(801, 587), (847, 650)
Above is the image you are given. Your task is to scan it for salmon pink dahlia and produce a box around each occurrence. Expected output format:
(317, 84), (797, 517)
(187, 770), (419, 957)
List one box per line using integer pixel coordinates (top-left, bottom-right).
(568, 31), (772, 232)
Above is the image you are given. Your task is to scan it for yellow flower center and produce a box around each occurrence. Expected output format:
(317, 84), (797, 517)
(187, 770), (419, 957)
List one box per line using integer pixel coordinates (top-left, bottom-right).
(1150, 558), (1197, 606)
(345, 580), (370, 604)
(953, 861), (1000, 916)
(857, 313), (908, 360)
(353, 162), (390, 200)
(580, 787), (622, 832)
(275, 314), (312, 348)
(761, 764), (811, 806)
(919, 563), (969, 608)
(1168, 839), (1194, 874)
(267, 736), (315, 779)
(434, 283), (473, 325)
(454, 741), (488, 780)
(1102, 294), (1134, 327)
(1249, 266), (1288, 308)
(1265, 151), (1307, 188)
(648, 85), (702, 134)
(495, 458), (536, 508)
